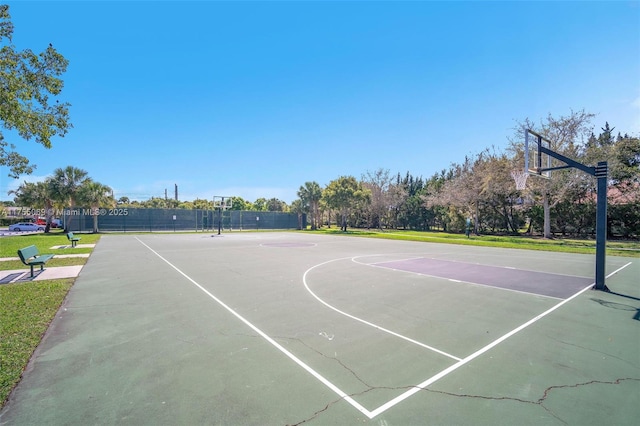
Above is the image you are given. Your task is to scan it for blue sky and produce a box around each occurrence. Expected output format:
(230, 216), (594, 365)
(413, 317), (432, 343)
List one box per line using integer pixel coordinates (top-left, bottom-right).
(1, 0), (639, 204)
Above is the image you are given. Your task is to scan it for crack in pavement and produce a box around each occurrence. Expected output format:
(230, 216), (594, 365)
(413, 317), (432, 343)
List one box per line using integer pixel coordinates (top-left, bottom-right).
(275, 335), (375, 389)
(222, 332), (640, 424)
(546, 334), (640, 369)
(287, 377), (640, 425)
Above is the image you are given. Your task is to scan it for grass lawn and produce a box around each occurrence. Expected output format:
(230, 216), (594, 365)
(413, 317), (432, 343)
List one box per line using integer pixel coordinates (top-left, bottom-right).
(308, 228), (640, 257)
(0, 230), (100, 256)
(0, 231), (100, 407)
(0, 231), (100, 271)
(0, 279), (74, 406)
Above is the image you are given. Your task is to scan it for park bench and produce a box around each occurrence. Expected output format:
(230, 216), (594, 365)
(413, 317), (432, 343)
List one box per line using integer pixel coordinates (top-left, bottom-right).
(17, 245), (55, 277)
(67, 232), (81, 247)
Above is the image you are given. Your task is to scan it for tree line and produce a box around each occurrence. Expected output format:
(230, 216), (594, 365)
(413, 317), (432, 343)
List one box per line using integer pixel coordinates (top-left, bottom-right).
(3, 111), (639, 238)
(295, 111), (639, 239)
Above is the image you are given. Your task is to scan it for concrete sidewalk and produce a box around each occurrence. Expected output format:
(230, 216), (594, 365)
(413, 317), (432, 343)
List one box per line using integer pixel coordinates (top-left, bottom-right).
(0, 250), (91, 284)
(0, 253), (90, 262)
(0, 265), (83, 284)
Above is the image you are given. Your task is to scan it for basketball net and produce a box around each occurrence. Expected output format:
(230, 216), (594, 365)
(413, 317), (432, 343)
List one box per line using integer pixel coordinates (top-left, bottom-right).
(511, 170), (529, 190)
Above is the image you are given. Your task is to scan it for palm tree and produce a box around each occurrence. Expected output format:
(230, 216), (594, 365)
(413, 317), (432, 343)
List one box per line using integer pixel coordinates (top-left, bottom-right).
(78, 181), (114, 233)
(49, 166), (89, 232)
(290, 199), (304, 230)
(297, 181), (323, 230)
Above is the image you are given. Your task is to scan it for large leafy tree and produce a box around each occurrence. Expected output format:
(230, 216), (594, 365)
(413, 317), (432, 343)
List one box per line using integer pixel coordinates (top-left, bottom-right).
(584, 127), (640, 238)
(475, 150), (521, 234)
(142, 197), (170, 208)
(190, 198), (213, 210)
(510, 110), (595, 238)
(586, 125), (640, 185)
(424, 155), (482, 233)
(0, 5), (72, 178)
(265, 197), (286, 212)
(229, 196), (250, 211)
(252, 198), (268, 211)
(611, 134), (640, 183)
(433, 148), (520, 234)
(361, 168), (406, 230)
(9, 179), (56, 232)
(323, 176), (370, 231)
(395, 172), (433, 231)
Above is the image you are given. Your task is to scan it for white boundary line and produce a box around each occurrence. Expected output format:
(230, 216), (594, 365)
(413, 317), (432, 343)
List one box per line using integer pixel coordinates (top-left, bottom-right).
(303, 257), (462, 361)
(365, 255), (426, 266)
(136, 237), (633, 419)
(134, 237), (373, 417)
(373, 254), (596, 280)
(353, 255), (566, 301)
(368, 261), (634, 417)
(259, 242), (318, 248)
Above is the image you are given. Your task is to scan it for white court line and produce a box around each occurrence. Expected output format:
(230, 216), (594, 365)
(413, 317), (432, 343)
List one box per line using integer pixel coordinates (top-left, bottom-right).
(135, 237), (373, 418)
(366, 256), (426, 266)
(368, 261), (634, 417)
(303, 257), (462, 362)
(353, 255), (565, 301)
(368, 254), (594, 280)
(136, 237), (633, 419)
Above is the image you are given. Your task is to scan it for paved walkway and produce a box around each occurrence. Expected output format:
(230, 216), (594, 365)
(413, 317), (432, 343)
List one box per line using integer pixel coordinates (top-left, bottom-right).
(0, 265), (84, 284)
(0, 246), (93, 284)
(0, 254), (91, 262)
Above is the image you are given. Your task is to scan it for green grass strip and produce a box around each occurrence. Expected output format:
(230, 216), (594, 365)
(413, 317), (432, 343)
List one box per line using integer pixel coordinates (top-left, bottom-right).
(0, 279), (74, 406)
(304, 229), (640, 257)
(0, 231), (100, 258)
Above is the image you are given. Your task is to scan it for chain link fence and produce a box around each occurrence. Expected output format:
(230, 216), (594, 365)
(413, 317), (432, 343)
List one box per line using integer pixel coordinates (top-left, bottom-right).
(61, 208), (305, 232)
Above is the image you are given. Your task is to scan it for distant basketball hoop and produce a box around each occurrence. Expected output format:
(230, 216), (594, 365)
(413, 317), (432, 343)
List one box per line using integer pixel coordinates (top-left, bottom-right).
(511, 170), (529, 190)
(213, 196), (233, 235)
(213, 196), (233, 210)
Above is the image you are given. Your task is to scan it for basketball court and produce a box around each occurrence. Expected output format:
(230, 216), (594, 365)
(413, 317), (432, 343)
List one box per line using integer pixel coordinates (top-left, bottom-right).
(1, 232), (638, 425)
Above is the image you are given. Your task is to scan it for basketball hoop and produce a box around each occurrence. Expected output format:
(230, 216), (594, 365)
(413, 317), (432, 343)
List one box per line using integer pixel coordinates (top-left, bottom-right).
(213, 196), (233, 210)
(511, 170), (529, 190)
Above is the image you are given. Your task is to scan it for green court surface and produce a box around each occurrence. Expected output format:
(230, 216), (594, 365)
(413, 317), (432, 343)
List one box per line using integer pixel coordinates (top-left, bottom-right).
(1, 232), (638, 425)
